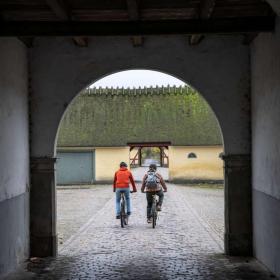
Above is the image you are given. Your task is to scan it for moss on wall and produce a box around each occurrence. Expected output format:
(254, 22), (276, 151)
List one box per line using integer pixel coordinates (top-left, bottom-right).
(57, 86), (222, 147)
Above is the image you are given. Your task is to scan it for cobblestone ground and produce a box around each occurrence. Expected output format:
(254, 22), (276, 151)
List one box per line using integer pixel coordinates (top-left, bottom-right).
(57, 185), (112, 246)
(5, 184), (276, 280)
(131, 167), (169, 181)
(178, 184), (224, 245)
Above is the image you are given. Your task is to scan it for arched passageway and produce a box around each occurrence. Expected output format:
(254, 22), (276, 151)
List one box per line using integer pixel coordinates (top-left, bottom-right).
(0, 2), (279, 278)
(29, 34), (252, 262)
(54, 72), (225, 252)
(25, 70), (260, 279)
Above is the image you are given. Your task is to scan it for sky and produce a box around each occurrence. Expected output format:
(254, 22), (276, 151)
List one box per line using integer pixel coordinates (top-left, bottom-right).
(91, 70), (186, 88)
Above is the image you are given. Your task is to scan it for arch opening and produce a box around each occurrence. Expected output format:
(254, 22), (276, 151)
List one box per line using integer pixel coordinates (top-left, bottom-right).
(54, 69), (225, 155)
(54, 69), (225, 265)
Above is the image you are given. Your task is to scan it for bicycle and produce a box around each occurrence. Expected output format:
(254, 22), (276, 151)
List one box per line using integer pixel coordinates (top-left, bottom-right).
(150, 192), (159, 228)
(143, 191), (159, 228)
(120, 191), (133, 228)
(144, 189), (167, 228)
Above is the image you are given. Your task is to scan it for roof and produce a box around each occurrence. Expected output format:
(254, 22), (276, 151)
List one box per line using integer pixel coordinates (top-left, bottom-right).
(127, 142), (172, 149)
(57, 86), (223, 147)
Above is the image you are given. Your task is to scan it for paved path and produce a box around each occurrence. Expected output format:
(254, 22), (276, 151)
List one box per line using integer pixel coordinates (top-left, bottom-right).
(178, 185), (224, 243)
(56, 185), (112, 245)
(131, 167), (169, 181)
(16, 184), (274, 280)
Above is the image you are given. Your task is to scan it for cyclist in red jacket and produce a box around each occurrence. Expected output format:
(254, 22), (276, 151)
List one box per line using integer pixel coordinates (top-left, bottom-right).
(113, 162), (137, 219)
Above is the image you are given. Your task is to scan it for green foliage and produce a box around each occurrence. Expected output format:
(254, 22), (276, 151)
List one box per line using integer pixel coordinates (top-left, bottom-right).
(57, 86), (222, 147)
(142, 147), (161, 162)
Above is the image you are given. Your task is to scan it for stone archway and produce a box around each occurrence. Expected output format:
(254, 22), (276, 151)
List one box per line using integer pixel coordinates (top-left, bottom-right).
(30, 35), (252, 258)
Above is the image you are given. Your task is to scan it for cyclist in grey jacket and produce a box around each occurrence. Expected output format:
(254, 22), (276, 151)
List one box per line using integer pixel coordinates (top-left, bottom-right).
(141, 164), (167, 223)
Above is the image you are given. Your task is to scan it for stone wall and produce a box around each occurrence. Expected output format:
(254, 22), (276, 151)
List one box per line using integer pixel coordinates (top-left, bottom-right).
(0, 38), (29, 277)
(251, 17), (280, 278)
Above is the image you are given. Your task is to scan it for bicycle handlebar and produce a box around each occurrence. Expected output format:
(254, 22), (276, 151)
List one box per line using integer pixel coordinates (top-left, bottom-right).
(142, 190), (167, 193)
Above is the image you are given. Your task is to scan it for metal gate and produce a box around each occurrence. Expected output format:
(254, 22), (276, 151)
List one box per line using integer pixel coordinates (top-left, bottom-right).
(56, 151), (94, 184)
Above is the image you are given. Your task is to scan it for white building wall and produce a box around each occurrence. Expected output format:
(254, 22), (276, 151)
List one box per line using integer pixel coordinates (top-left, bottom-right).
(251, 17), (280, 278)
(0, 38), (29, 277)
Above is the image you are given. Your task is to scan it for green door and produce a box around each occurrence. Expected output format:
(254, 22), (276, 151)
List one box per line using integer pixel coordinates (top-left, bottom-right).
(56, 151), (94, 184)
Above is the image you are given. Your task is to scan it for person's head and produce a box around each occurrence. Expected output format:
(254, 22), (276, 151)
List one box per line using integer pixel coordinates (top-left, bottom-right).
(149, 163), (157, 171)
(120, 161), (128, 168)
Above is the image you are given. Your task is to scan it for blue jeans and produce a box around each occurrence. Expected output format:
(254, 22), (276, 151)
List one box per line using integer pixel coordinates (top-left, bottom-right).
(115, 188), (131, 215)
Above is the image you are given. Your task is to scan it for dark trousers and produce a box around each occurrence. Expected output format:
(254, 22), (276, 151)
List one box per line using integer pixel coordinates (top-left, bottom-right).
(146, 189), (164, 218)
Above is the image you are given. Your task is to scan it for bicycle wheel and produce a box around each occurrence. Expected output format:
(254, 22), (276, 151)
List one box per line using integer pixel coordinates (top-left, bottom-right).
(120, 214), (124, 227)
(151, 203), (157, 228)
(122, 194), (128, 225)
(120, 198), (125, 228)
(153, 210), (157, 228)
(124, 214), (128, 225)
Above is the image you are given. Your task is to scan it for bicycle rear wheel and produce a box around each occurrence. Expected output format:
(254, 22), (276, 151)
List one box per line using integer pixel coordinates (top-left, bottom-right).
(120, 214), (125, 228)
(151, 204), (157, 228)
(124, 215), (128, 225)
(153, 211), (157, 228)
(120, 199), (125, 228)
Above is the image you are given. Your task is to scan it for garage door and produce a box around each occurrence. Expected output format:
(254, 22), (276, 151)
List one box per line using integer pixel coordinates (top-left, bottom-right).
(56, 151), (94, 185)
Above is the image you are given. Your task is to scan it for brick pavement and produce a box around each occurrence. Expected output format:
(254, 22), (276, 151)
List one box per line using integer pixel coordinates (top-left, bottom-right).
(4, 184), (276, 280)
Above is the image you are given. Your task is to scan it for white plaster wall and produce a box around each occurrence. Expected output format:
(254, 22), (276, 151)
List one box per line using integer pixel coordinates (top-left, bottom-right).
(251, 18), (280, 199)
(0, 38), (29, 202)
(0, 38), (29, 277)
(251, 17), (280, 278)
(30, 35), (250, 157)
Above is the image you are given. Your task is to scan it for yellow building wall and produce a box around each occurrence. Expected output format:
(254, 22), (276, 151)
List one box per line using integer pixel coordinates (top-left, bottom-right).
(169, 146), (223, 181)
(95, 147), (130, 181)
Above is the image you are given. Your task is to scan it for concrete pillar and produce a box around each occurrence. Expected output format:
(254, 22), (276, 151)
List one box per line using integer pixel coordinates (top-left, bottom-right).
(30, 157), (57, 257)
(222, 154), (252, 256)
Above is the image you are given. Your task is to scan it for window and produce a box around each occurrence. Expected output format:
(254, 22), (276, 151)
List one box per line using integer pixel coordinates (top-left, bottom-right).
(188, 152), (197, 158)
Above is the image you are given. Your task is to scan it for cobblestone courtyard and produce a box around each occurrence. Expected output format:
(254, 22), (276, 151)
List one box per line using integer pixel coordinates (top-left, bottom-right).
(5, 184), (276, 280)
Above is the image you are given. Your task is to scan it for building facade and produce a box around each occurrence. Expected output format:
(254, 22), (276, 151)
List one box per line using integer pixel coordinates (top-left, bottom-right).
(56, 86), (223, 184)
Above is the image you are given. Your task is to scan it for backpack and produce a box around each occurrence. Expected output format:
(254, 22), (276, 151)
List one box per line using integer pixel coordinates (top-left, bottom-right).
(145, 170), (159, 190)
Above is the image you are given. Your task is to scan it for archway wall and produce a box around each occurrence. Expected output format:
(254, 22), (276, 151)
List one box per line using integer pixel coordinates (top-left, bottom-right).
(251, 17), (280, 278)
(30, 35), (252, 257)
(30, 35), (250, 157)
(265, 0), (280, 16)
(0, 38), (29, 277)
